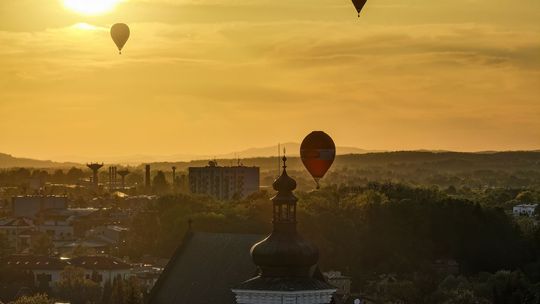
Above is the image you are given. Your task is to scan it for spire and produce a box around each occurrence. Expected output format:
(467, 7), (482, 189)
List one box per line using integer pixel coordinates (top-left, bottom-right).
(272, 155), (297, 200)
(250, 154), (319, 277)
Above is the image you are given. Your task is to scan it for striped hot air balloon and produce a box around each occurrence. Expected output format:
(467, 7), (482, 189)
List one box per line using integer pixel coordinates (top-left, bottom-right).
(300, 131), (336, 189)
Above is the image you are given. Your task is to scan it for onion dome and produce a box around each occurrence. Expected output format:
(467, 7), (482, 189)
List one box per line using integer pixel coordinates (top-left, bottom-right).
(250, 155), (319, 277)
(272, 156), (297, 192)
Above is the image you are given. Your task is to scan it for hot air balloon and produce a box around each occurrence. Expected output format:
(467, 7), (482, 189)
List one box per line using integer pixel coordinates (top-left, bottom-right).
(351, 0), (367, 17)
(110, 23), (130, 54)
(300, 131), (336, 189)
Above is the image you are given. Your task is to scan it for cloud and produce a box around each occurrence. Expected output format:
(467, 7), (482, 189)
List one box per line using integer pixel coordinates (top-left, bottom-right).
(0, 0), (539, 157)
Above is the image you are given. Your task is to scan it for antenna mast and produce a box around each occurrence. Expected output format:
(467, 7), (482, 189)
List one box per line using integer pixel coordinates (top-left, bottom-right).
(278, 143), (281, 176)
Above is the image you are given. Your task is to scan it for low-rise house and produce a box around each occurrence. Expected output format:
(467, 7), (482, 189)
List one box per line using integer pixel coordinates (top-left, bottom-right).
(513, 204), (538, 217)
(324, 271), (352, 302)
(70, 255), (132, 285)
(0, 217), (36, 252)
(86, 225), (128, 246)
(0, 255), (132, 289)
(57, 239), (110, 255)
(11, 195), (68, 218)
(37, 220), (75, 242)
(130, 264), (163, 293)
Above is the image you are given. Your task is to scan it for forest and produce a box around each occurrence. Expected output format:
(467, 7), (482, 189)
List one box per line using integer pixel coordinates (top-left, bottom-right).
(122, 182), (540, 303)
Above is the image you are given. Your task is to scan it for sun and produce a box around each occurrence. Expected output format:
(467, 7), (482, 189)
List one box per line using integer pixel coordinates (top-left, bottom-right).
(62, 0), (122, 16)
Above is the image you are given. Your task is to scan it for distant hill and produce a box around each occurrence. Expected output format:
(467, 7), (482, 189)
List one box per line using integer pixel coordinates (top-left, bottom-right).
(0, 153), (80, 169)
(139, 151), (540, 174)
(3, 150), (540, 174)
(36, 143), (376, 165)
(214, 142), (376, 159)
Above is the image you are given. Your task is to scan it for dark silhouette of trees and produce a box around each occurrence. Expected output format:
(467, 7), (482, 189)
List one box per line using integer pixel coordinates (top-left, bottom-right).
(152, 171), (169, 194)
(30, 233), (54, 256)
(55, 266), (101, 304)
(8, 294), (53, 304)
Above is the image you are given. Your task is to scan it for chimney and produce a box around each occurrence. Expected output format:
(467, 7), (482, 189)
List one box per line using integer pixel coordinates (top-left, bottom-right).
(145, 165), (151, 190)
(172, 166), (176, 190)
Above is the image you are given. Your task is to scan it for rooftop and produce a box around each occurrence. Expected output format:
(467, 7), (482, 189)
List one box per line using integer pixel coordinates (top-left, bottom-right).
(149, 232), (263, 304)
(1, 255), (131, 271)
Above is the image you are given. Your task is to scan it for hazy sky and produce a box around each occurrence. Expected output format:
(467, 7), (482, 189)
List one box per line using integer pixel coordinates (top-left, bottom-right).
(1, 0), (539, 161)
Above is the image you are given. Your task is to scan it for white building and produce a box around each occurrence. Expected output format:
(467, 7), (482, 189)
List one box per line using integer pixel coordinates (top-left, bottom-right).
(189, 161), (260, 200)
(1, 255), (132, 288)
(38, 219), (75, 241)
(513, 204), (538, 217)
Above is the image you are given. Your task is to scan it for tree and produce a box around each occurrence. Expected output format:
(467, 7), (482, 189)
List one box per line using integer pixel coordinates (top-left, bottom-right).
(31, 233), (53, 256)
(55, 266), (101, 304)
(110, 275), (125, 304)
(51, 169), (65, 184)
(66, 167), (85, 184)
(125, 277), (143, 304)
(152, 171), (169, 194)
(0, 233), (9, 259)
(8, 294), (53, 304)
(101, 279), (113, 304)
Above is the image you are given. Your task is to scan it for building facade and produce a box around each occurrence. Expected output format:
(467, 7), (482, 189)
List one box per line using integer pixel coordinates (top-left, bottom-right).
(1, 255), (132, 288)
(513, 204), (538, 217)
(189, 161), (260, 200)
(12, 195), (68, 218)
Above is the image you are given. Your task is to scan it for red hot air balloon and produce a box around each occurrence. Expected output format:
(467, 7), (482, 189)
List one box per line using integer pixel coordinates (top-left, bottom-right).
(300, 131), (336, 189)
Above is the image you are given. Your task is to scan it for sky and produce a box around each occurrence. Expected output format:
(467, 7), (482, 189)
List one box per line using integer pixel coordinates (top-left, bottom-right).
(0, 0), (539, 162)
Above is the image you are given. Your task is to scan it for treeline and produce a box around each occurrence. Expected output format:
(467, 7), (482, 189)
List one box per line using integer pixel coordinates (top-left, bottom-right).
(122, 182), (540, 302)
(3, 151), (540, 190)
(0, 168), (87, 186)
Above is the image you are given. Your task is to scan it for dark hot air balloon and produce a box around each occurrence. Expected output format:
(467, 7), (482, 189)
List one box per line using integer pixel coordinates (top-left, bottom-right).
(300, 131), (336, 189)
(110, 23), (130, 54)
(351, 0), (367, 17)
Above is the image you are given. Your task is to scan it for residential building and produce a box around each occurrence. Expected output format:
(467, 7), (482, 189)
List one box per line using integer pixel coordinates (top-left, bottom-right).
(0, 255), (132, 289)
(0, 217), (36, 252)
(189, 161), (260, 200)
(12, 195), (68, 218)
(513, 204), (538, 217)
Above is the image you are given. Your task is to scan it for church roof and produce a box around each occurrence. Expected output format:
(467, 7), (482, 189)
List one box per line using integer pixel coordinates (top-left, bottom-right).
(149, 232), (263, 304)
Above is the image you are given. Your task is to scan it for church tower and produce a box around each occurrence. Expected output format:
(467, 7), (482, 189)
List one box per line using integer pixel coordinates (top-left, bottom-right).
(232, 156), (336, 304)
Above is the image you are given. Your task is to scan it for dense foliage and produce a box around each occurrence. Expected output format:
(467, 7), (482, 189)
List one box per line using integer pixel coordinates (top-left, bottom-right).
(122, 182), (540, 302)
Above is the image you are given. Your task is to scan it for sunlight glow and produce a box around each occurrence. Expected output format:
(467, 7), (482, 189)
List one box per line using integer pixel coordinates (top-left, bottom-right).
(62, 0), (122, 16)
(72, 22), (99, 30)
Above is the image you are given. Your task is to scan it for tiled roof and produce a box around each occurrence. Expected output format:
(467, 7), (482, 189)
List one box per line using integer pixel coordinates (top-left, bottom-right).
(149, 232), (262, 304)
(70, 256), (131, 270)
(0, 217), (34, 227)
(1, 255), (131, 271)
(1, 255), (70, 270)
